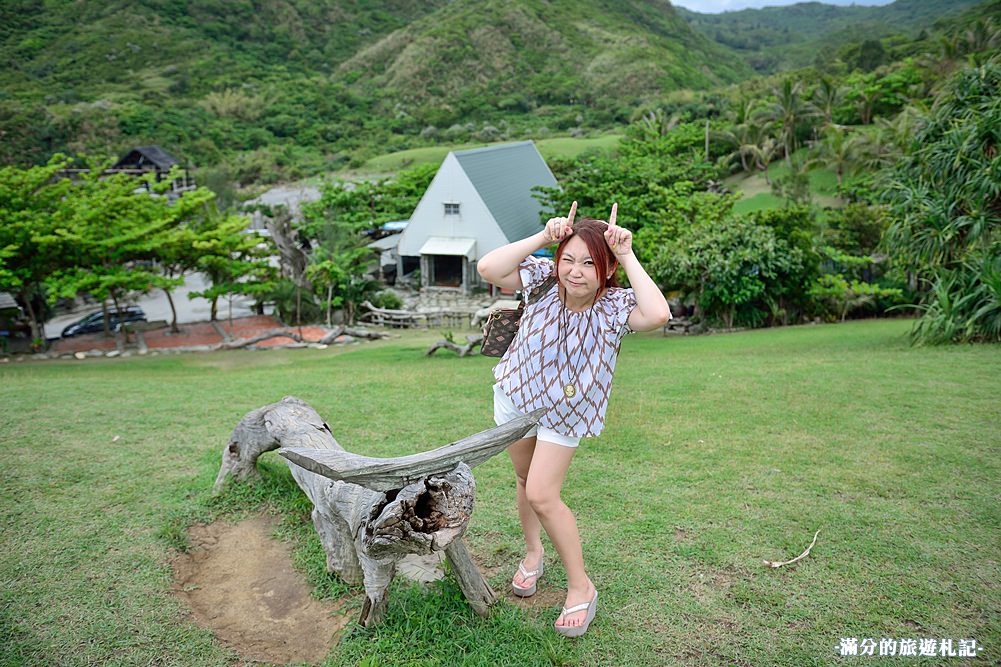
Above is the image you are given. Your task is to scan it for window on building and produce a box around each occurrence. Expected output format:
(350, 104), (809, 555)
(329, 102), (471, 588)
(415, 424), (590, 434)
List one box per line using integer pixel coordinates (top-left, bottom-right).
(444, 202), (460, 216)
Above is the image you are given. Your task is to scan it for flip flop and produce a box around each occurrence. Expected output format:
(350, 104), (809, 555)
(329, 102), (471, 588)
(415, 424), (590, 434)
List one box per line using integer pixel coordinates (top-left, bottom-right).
(554, 589), (598, 638)
(511, 554), (544, 597)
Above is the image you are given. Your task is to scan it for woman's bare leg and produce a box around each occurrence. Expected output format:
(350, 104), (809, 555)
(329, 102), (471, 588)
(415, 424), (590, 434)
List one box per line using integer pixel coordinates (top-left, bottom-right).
(507, 436), (544, 588)
(525, 441), (596, 628)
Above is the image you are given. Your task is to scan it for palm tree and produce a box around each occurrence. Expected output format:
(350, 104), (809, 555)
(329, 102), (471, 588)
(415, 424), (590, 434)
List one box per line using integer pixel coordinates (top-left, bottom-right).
(755, 78), (814, 166)
(855, 88), (880, 125)
(808, 127), (857, 189)
(938, 34), (960, 61)
(748, 134), (780, 185)
(714, 123), (760, 174)
(963, 18), (1000, 54)
(635, 107), (681, 140)
(852, 126), (897, 171)
(726, 96), (756, 125)
(882, 105), (925, 154)
(850, 107), (926, 172)
(811, 77), (843, 128)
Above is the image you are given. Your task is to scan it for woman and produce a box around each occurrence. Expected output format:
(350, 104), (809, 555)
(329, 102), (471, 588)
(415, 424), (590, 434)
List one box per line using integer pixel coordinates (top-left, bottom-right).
(476, 201), (671, 637)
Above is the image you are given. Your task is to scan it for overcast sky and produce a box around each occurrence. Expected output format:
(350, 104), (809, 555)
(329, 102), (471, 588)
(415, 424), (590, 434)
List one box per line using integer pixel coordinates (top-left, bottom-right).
(672, 0), (895, 13)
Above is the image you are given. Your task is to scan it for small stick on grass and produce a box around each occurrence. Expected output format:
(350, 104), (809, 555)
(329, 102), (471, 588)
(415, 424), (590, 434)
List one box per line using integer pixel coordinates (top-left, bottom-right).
(763, 529), (820, 568)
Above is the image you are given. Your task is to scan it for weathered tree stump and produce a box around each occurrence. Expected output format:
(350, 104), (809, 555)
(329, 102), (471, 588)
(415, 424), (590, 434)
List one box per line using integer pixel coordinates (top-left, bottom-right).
(214, 396), (543, 627)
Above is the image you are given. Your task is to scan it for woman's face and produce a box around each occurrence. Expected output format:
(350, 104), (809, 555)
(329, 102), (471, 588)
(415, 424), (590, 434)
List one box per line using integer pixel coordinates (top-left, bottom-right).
(558, 235), (606, 301)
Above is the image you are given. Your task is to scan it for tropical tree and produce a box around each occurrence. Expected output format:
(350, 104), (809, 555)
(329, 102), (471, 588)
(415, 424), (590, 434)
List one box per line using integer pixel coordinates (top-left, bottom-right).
(632, 107), (682, 141)
(851, 124), (900, 171)
(747, 206), (822, 323)
(189, 221), (275, 325)
(653, 215), (807, 329)
(855, 87), (880, 125)
(855, 39), (886, 72)
(725, 96), (756, 126)
(748, 133), (781, 185)
(755, 78), (814, 165)
(45, 165), (216, 341)
(0, 156), (73, 344)
(882, 62), (1001, 343)
(961, 18), (1001, 58)
(771, 154), (812, 206)
(938, 34), (961, 62)
(161, 202), (264, 331)
(714, 123), (759, 174)
(303, 220), (377, 326)
(810, 77), (844, 128)
(878, 105), (924, 150)
(808, 126), (857, 188)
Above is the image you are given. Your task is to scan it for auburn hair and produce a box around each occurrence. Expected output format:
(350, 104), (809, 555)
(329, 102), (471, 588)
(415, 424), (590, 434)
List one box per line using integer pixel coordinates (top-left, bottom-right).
(554, 217), (620, 288)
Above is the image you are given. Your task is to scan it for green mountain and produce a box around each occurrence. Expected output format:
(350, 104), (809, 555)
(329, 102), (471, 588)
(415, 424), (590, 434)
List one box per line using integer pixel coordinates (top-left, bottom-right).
(0, 0), (448, 93)
(0, 0), (985, 184)
(0, 0), (450, 172)
(0, 0), (751, 178)
(335, 0), (752, 117)
(677, 0), (988, 73)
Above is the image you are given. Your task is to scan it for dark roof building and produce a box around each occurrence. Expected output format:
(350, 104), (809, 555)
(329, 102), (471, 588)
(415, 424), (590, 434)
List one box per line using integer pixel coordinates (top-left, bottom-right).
(112, 145), (181, 172)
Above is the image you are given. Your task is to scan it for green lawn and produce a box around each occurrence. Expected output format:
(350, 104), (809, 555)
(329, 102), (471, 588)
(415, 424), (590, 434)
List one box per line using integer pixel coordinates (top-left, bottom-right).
(726, 152), (845, 216)
(2, 320), (999, 666)
(347, 134), (622, 178)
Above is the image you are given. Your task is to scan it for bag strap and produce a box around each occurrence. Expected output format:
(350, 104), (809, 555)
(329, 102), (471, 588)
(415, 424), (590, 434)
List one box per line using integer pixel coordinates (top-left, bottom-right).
(525, 275), (557, 307)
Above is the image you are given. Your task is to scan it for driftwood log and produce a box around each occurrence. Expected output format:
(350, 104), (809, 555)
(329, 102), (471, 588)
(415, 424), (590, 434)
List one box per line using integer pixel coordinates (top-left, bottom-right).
(214, 396), (544, 626)
(425, 334), (484, 357)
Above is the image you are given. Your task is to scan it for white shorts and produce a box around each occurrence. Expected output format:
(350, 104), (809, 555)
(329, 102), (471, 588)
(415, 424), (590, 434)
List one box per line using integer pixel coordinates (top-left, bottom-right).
(492, 383), (581, 448)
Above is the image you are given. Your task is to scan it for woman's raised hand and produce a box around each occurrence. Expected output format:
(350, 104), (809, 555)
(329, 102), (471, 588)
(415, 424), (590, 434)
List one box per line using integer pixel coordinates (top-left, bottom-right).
(543, 201), (577, 243)
(604, 203), (633, 256)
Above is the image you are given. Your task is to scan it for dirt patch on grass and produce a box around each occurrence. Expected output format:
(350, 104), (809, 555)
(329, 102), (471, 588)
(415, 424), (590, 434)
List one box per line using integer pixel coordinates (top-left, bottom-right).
(687, 566), (737, 604)
(508, 585), (565, 612)
(467, 546), (565, 615)
(172, 515), (350, 665)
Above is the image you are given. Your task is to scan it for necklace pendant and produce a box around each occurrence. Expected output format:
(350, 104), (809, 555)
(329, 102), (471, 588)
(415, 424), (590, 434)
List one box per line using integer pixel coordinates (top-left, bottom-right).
(564, 383), (576, 398)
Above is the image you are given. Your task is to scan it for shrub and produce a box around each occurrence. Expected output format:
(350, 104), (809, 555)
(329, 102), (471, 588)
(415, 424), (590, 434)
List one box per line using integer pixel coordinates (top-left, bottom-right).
(653, 215), (806, 328)
(882, 62), (1001, 343)
(370, 290), (403, 310)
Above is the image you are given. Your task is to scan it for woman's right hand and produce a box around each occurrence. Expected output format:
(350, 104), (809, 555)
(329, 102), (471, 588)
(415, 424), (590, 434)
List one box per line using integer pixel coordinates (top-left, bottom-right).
(543, 201), (577, 243)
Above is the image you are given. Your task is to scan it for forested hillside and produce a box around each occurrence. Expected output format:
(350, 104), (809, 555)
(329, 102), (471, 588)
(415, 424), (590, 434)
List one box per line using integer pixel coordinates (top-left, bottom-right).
(336, 0), (750, 119)
(0, 0), (748, 181)
(1, 0), (996, 187)
(0, 0), (449, 174)
(678, 0), (985, 72)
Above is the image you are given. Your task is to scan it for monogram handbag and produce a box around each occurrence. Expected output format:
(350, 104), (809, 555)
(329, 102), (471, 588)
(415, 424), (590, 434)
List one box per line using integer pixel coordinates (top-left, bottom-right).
(481, 276), (557, 357)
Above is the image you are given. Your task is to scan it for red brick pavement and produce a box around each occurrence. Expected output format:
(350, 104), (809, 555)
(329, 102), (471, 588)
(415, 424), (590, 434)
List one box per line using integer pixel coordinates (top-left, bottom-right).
(49, 316), (335, 354)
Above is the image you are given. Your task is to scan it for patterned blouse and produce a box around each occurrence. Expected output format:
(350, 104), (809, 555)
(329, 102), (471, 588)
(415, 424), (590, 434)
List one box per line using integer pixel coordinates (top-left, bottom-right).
(492, 255), (637, 438)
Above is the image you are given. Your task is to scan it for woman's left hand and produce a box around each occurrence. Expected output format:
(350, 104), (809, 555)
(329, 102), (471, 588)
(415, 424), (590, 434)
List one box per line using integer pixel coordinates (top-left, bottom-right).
(603, 203), (633, 257)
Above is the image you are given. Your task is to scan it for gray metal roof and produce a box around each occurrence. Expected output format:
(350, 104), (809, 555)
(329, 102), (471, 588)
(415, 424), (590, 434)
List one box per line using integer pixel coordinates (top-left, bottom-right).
(368, 234), (401, 251)
(0, 291), (20, 312)
(453, 141), (558, 243)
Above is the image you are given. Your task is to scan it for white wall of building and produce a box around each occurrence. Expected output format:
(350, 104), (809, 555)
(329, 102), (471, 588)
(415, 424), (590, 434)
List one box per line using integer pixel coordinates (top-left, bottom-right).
(397, 153), (510, 260)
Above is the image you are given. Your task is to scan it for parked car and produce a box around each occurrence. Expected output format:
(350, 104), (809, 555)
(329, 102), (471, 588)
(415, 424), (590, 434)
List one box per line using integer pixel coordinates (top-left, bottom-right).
(61, 307), (147, 337)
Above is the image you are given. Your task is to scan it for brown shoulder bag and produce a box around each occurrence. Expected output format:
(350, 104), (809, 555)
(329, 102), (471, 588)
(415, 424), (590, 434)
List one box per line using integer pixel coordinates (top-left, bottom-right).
(480, 275), (557, 358)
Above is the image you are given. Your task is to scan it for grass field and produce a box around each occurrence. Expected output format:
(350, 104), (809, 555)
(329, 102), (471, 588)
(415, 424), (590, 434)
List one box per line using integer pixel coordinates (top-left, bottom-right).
(726, 154), (844, 216)
(2, 320), (999, 666)
(345, 134), (623, 178)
